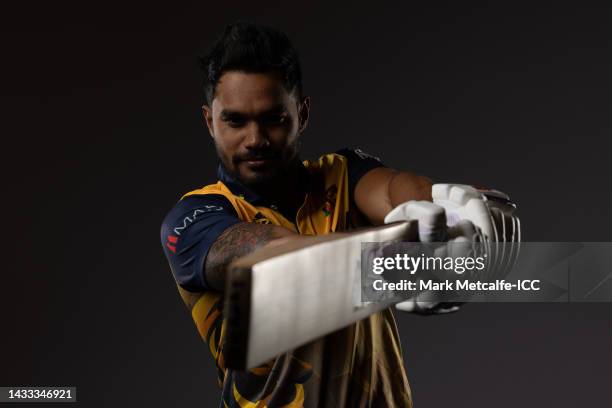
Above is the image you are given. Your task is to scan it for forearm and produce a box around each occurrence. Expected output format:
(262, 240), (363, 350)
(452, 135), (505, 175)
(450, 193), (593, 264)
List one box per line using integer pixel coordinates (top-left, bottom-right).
(355, 167), (433, 225)
(387, 170), (433, 208)
(204, 222), (299, 291)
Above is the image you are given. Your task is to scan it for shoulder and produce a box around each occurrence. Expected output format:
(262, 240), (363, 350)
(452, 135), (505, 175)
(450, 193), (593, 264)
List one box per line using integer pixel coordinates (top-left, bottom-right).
(160, 193), (242, 292)
(182, 181), (235, 200)
(160, 194), (239, 250)
(305, 148), (384, 173)
(333, 148), (386, 195)
(162, 181), (244, 232)
(162, 193), (235, 231)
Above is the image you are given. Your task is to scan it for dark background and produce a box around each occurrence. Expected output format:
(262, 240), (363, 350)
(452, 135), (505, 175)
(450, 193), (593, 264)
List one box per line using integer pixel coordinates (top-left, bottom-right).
(2, 1), (611, 406)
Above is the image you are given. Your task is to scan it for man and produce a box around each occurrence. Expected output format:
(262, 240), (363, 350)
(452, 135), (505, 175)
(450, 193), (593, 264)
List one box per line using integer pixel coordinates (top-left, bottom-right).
(161, 22), (491, 407)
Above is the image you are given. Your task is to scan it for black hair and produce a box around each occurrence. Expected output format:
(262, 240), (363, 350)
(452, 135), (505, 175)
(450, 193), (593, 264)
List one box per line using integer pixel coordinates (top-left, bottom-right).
(199, 22), (303, 106)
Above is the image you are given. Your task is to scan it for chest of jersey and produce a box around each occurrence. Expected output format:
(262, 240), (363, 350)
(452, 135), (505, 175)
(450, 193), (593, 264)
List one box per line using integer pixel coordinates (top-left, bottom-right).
(183, 153), (350, 234)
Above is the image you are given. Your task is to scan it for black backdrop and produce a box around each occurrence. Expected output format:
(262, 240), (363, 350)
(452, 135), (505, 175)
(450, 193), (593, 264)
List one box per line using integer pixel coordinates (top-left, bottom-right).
(2, 1), (611, 406)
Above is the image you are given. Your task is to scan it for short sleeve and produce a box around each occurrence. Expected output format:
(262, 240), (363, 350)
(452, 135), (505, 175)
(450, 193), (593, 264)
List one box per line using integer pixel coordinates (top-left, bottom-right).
(335, 148), (386, 203)
(160, 194), (241, 292)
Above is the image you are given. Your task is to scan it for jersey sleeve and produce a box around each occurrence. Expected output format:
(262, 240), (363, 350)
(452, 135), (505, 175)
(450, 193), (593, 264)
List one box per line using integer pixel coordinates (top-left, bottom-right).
(335, 148), (386, 203)
(160, 194), (242, 292)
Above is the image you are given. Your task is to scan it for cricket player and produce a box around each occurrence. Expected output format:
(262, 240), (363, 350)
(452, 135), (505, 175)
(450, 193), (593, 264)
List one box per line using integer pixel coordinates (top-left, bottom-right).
(161, 21), (517, 407)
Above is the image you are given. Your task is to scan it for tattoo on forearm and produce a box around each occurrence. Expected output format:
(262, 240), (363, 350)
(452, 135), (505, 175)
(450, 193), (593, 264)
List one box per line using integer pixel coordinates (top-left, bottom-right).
(204, 223), (277, 290)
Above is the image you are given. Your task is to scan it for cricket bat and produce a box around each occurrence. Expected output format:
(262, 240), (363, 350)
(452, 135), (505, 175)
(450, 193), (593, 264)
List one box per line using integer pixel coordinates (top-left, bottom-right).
(223, 221), (418, 369)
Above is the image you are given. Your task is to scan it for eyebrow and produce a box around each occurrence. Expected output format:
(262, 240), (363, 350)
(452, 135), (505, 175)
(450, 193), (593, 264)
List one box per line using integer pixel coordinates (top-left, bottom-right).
(220, 104), (287, 120)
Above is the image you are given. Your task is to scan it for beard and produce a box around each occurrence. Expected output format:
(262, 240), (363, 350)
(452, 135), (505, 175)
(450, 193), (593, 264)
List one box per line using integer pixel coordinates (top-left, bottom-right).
(215, 141), (301, 190)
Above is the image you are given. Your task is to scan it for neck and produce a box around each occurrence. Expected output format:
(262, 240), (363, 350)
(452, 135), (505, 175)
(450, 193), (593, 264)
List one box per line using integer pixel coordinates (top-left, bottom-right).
(249, 159), (305, 209)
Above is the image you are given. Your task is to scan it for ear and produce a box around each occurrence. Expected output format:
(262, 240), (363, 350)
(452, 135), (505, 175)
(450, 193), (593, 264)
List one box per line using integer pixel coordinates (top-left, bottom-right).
(202, 105), (214, 138)
(298, 96), (311, 133)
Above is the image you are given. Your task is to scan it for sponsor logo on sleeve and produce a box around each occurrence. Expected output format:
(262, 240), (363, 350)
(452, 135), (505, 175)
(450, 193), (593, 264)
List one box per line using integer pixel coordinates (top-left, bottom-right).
(173, 205), (224, 236)
(166, 205), (224, 255)
(354, 148), (381, 162)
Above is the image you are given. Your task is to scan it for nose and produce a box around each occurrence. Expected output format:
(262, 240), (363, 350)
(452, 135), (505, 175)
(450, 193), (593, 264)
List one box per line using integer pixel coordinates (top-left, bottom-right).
(243, 121), (269, 150)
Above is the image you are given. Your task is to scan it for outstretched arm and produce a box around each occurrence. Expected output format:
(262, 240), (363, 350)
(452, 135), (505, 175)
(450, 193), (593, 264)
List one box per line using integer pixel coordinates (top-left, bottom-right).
(160, 195), (300, 297)
(204, 223), (299, 291)
(354, 167), (433, 225)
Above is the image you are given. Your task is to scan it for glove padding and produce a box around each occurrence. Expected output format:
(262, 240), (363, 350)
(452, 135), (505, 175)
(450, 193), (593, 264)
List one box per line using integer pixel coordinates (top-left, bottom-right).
(432, 184), (521, 280)
(386, 184), (521, 315)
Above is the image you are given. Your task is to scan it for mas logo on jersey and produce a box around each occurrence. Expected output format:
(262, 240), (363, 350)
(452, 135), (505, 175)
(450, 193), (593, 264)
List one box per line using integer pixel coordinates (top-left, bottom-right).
(173, 205), (224, 236)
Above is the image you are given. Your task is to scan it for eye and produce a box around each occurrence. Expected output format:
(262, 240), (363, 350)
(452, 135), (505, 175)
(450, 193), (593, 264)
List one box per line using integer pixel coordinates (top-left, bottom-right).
(224, 117), (246, 128)
(227, 120), (244, 128)
(267, 114), (287, 125)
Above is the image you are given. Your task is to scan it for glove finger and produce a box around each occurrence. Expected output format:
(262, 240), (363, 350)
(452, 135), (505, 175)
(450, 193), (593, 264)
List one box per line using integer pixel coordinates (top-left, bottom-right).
(384, 201), (447, 242)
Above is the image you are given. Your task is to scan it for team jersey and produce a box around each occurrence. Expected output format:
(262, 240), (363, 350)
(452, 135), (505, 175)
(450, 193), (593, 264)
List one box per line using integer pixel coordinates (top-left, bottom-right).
(161, 148), (412, 407)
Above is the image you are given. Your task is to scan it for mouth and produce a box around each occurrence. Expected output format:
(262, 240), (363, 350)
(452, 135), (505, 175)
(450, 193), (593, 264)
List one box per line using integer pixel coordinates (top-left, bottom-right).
(242, 157), (278, 169)
(246, 158), (270, 164)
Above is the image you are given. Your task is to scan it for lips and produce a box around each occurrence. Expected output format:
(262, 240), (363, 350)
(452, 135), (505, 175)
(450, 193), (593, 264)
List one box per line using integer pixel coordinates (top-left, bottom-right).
(246, 159), (267, 165)
(242, 157), (278, 169)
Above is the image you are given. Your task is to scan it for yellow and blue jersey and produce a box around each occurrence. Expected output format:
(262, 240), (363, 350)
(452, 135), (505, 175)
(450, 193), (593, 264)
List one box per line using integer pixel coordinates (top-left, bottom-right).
(161, 148), (412, 407)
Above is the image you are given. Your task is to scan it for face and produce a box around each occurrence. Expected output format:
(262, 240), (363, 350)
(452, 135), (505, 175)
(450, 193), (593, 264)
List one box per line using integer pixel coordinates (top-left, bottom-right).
(203, 71), (310, 187)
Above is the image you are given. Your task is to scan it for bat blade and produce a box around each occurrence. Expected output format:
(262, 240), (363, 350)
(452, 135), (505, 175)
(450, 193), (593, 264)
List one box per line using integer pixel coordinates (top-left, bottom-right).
(223, 221), (417, 369)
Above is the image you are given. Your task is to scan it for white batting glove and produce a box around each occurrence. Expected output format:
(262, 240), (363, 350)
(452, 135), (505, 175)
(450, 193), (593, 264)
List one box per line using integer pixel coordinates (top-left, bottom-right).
(384, 201), (472, 315)
(384, 200), (448, 242)
(432, 184), (521, 279)
(385, 184), (521, 315)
